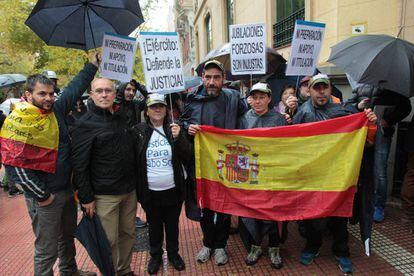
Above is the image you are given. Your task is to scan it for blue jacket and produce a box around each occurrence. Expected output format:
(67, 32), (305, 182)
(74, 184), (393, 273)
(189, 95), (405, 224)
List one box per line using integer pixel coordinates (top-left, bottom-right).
(5, 63), (97, 202)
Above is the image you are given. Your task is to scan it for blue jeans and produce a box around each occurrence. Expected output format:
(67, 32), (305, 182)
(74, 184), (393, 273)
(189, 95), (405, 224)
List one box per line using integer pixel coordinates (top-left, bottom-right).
(374, 126), (393, 208)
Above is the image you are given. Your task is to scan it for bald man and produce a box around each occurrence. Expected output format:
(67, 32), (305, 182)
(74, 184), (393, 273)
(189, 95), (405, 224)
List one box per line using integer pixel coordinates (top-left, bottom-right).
(72, 78), (137, 276)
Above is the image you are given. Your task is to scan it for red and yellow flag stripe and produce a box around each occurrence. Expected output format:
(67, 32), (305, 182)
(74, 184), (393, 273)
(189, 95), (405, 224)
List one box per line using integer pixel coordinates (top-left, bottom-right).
(195, 113), (369, 221)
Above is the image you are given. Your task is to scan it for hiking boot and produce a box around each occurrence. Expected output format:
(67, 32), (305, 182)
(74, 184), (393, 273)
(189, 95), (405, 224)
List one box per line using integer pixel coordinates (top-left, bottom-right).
(299, 251), (319, 266)
(168, 254), (185, 271)
(147, 257), (162, 274)
(72, 270), (97, 276)
(214, 248), (228, 266)
(245, 245), (262, 266)
(135, 217), (148, 228)
(373, 207), (384, 223)
(336, 256), (353, 274)
(268, 247), (283, 269)
(196, 246), (211, 263)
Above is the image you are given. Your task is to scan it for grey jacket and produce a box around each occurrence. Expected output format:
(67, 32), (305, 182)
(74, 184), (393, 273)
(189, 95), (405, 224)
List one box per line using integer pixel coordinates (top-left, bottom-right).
(240, 108), (286, 129)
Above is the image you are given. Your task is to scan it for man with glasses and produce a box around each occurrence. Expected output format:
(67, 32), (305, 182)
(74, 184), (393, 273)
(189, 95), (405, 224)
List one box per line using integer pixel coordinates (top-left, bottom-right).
(72, 78), (137, 276)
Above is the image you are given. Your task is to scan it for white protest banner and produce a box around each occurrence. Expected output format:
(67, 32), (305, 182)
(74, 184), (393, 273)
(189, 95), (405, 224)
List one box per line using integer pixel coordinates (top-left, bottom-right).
(100, 33), (138, 82)
(286, 20), (326, 76)
(230, 23), (266, 75)
(139, 32), (184, 94)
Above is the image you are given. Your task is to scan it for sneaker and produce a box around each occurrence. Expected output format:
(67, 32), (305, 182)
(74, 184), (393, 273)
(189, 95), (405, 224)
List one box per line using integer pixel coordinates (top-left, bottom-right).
(196, 246), (211, 263)
(373, 207), (384, 223)
(336, 256), (353, 274)
(214, 248), (228, 266)
(135, 217), (147, 228)
(268, 247), (283, 269)
(245, 245), (262, 266)
(299, 251), (319, 266)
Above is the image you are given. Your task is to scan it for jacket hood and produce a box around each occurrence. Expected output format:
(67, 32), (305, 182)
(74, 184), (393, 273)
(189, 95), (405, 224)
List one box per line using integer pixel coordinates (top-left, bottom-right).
(116, 82), (129, 103)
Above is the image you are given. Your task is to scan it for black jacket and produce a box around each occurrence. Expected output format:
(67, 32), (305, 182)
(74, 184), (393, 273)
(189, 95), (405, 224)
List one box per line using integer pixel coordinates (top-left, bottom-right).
(133, 121), (192, 210)
(115, 82), (147, 127)
(72, 102), (136, 204)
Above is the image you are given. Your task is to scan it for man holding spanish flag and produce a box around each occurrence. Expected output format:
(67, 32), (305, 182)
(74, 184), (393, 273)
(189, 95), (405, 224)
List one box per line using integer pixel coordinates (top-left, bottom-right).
(0, 55), (99, 276)
(293, 74), (377, 274)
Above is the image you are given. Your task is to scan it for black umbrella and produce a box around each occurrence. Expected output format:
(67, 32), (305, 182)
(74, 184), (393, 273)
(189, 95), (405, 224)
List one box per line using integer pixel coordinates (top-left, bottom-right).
(327, 34), (414, 97)
(25, 0), (144, 51)
(0, 74), (27, 88)
(196, 43), (286, 81)
(74, 215), (115, 276)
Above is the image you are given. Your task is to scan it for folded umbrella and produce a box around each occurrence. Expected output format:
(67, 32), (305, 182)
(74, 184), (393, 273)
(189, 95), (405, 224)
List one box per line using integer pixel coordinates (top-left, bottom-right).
(74, 215), (115, 276)
(328, 34), (414, 97)
(25, 0), (144, 51)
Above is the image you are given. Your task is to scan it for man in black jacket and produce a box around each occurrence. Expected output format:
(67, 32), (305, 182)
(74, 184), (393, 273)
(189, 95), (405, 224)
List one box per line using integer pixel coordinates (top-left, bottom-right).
(3, 56), (98, 276)
(181, 60), (247, 266)
(72, 78), (137, 276)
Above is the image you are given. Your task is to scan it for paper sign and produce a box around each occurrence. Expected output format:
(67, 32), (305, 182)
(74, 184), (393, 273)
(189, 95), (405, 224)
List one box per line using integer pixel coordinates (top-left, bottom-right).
(139, 32), (185, 94)
(100, 33), (138, 82)
(229, 23), (266, 75)
(285, 20), (326, 76)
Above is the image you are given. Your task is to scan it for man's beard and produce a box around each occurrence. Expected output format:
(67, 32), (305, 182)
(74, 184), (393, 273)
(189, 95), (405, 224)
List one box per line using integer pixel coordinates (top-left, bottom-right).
(32, 98), (54, 111)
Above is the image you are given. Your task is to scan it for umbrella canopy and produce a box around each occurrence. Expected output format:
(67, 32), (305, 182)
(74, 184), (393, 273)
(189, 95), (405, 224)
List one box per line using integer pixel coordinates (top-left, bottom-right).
(196, 43), (286, 81)
(74, 215), (115, 276)
(0, 74), (26, 88)
(327, 34), (414, 97)
(25, 0), (144, 50)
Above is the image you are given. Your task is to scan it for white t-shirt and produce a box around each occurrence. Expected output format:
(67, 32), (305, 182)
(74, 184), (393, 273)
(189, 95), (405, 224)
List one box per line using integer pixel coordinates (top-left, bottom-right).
(146, 126), (175, 191)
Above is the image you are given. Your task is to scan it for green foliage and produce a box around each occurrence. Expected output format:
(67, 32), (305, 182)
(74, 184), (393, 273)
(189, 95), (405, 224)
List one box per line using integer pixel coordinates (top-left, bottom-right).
(0, 0), (153, 86)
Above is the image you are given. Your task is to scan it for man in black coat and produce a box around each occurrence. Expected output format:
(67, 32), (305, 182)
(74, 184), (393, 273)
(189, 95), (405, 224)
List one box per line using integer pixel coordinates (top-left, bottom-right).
(72, 78), (137, 276)
(180, 60), (247, 266)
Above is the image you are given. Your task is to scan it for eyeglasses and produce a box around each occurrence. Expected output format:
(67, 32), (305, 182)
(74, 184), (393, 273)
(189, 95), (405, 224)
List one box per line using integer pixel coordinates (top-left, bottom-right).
(92, 88), (115, 94)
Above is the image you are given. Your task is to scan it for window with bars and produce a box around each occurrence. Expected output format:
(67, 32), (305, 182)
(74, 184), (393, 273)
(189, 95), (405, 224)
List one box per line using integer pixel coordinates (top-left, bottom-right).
(273, 0), (305, 48)
(205, 14), (212, 52)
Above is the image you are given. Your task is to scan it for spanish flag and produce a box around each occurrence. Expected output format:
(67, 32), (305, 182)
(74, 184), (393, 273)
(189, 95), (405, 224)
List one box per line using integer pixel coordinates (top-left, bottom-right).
(195, 113), (368, 221)
(0, 102), (59, 173)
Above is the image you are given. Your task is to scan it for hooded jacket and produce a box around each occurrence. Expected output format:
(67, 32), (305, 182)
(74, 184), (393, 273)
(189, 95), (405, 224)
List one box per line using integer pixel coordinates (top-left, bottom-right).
(115, 82), (146, 127)
(180, 85), (247, 131)
(133, 120), (193, 210)
(293, 99), (356, 124)
(71, 101), (136, 204)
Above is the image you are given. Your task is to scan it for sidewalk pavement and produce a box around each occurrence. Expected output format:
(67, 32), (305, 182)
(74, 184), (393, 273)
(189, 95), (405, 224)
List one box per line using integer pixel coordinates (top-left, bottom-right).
(0, 188), (413, 275)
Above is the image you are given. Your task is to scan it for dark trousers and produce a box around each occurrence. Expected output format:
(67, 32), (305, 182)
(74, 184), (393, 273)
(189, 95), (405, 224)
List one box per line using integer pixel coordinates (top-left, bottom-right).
(401, 154), (414, 219)
(303, 217), (350, 257)
(200, 208), (231, 249)
(146, 188), (182, 259)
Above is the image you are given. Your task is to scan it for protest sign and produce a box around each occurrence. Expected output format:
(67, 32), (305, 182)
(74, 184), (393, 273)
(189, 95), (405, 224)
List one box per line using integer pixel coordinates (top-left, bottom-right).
(229, 23), (266, 75)
(285, 20), (326, 76)
(100, 33), (138, 82)
(139, 32), (185, 94)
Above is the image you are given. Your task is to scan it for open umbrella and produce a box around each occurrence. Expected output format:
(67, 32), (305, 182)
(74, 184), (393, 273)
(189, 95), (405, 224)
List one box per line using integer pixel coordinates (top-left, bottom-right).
(25, 0), (144, 51)
(74, 215), (115, 276)
(327, 34), (414, 97)
(0, 74), (26, 88)
(196, 43), (286, 81)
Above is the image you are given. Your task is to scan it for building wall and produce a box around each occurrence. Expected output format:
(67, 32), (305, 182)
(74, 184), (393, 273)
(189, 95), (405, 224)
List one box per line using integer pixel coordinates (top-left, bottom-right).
(193, 0), (276, 64)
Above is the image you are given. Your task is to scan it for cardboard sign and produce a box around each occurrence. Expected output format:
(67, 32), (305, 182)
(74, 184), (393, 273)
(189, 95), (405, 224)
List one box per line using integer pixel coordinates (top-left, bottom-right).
(139, 32), (185, 94)
(229, 23), (266, 75)
(286, 20), (326, 76)
(100, 33), (138, 82)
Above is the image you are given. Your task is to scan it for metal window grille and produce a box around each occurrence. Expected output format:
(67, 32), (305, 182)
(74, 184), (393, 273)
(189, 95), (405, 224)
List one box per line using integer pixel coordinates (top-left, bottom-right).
(273, 7), (305, 48)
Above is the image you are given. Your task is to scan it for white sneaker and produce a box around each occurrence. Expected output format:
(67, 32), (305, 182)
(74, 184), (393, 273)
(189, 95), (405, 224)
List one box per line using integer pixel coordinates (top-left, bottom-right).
(196, 246), (211, 263)
(214, 248), (228, 266)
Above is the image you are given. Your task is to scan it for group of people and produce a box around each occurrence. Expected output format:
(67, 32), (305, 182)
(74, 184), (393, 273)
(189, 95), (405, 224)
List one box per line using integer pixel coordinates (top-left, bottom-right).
(1, 53), (413, 276)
